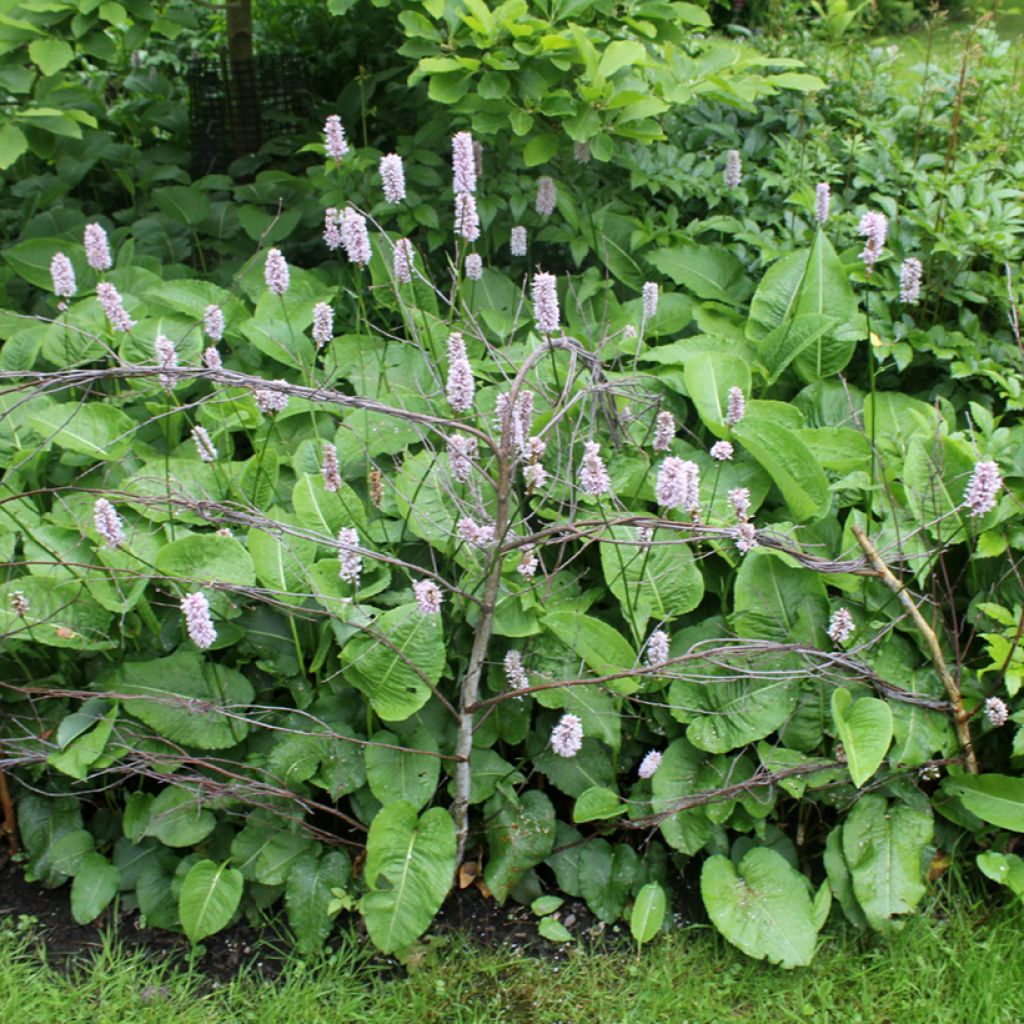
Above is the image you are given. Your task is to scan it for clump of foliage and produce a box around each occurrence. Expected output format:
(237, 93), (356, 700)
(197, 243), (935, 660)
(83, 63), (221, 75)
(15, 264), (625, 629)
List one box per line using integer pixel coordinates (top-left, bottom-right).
(1, 2), (1024, 970)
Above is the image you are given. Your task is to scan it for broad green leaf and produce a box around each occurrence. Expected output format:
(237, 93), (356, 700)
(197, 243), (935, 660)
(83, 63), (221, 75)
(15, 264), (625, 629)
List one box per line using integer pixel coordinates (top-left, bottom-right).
(71, 853), (120, 924)
(647, 245), (753, 307)
(580, 840), (638, 923)
(683, 351), (751, 437)
(231, 821), (315, 885)
(32, 829), (94, 888)
(523, 133), (558, 166)
(598, 40), (646, 76)
(145, 786), (216, 848)
(977, 851), (1024, 903)
(153, 186), (212, 226)
(701, 848), (819, 967)
(831, 688), (893, 787)
(365, 729), (440, 810)
(286, 850), (352, 954)
(902, 434), (978, 543)
(650, 737), (710, 854)
(248, 522), (318, 602)
(341, 603), (445, 721)
(361, 802), (455, 953)
(943, 774), (1024, 832)
(0, 123), (28, 169)
(485, 790), (557, 903)
(155, 533), (255, 587)
(758, 314), (838, 384)
(731, 414), (830, 522)
(732, 548), (828, 644)
(28, 38), (74, 75)
(842, 796), (932, 932)
(179, 860), (244, 943)
(102, 650), (253, 749)
(541, 611), (638, 693)
(0, 577), (114, 650)
(538, 916), (573, 943)
(48, 708), (115, 781)
(292, 474), (366, 536)
(573, 786), (621, 823)
(823, 825), (867, 928)
(630, 882), (667, 946)
(28, 403), (137, 460)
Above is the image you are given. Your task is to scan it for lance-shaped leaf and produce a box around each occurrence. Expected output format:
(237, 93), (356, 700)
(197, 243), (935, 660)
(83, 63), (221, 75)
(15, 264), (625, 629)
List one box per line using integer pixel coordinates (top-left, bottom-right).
(831, 688), (893, 787)
(942, 774), (1024, 832)
(286, 850), (352, 954)
(682, 350), (752, 437)
(179, 860), (244, 944)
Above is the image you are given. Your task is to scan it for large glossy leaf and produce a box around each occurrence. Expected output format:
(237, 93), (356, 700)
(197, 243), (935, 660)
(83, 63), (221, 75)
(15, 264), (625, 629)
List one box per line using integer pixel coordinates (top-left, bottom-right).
(484, 790), (557, 903)
(155, 533), (256, 587)
(248, 521), (318, 603)
(179, 860), (244, 944)
(29, 403), (137, 460)
(682, 350), (751, 437)
(630, 882), (667, 946)
(580, 840), (638, 923)
(902, 434), (978, 543)
(732, 549), (828, 644)
(0, 577), (114, 650)
(341, 603), (445, 721)
(365, 729), (440, 810)
(231, 818), (315, 884)
(541, 611), (639, 693)
(145, 785), (217, 848)
(831, 688), (893, 787)
(757, 314), (838, 384)
(650, 737), (710, 854)
(71, 853), (120, 924)
(701, 847), (819, 967)
(647, 245), (753, 307)
(361, 802), (456, 953)
(292, 473), (366, 536)
(842, 796), (932, 931)
(943, 774), (1024, 832)
(977, 851), (1024, 903)
(286, 850), (352, 954)
(103, 649), (252, 748)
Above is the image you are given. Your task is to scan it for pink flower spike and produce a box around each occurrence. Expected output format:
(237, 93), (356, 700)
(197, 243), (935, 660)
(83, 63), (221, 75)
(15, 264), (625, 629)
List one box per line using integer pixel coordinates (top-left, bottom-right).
(392, 238), (415, 284)
(413, 579), (443, 616)
(341, 208), (372, 267)
(253, 381), (289, 415)
(93, 498), (125, 548)
(642, 282), (659, 320)
(710, 440), (734, 461)
(964, 460), (1001, 517)
(858, 211), (888, 273)
(900, 257), (923, 304)
(452, 131), (477, 194)
(724, 150), (742, 188)
(203, 304), (224, 342)
(321, 442), (341, 492)
(446, 332), (475, 413)
(510, 226), (527, 256)
(726, 387), (746, 427)
(446, 433), (478, 483)
(645, 629), (670, 667)
(827, 608), (854, 645)
(815, 182), (831, 225)
(312, 302), (334, 347)
(96, 282), (134, 332)
(379, 153), (406, 203)
(154, 334), (178, 391)
(324, 115), (349, 161)
(454, 191), (480, 242)
(656, 457), (699, 512)
(192, 425), (218, 463)
(203, 347), (222, 371)
(84, 223), (112, 271)
(264, 248), (290, 295)
(50, 253), (76, 298)
(729, 486), (751, 521)
(181, 591), (217, 649)
(638, 750), (662, 780)
(337, 527), (362, 585)
(551, 713), (583, 758)
(535, 176), (557, 216)
(465, 253), (483, 280)
(579, 441), (611, 497)
(531, 271), (560, 336)
(323, 208), (344, 251)
(984, 696), (1009, 727)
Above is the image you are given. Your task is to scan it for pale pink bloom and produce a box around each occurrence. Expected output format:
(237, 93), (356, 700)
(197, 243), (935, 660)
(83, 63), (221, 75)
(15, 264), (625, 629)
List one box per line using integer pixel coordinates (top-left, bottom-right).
(531, 271), (560, 336)
(181, 591), (216, 649)
(579, 441), (612, 497)
(154, 334), (178, 390)
(510, 225), (527, 256)
(452, 131), (477, 193)
(623, 324), (638, 340)
(535, 176), (557, 216)
(322, 442), (341, 492)
(191, 425), (218, 463)
(458, 517), (495, 547)
(93, 498), (125, 548)
(324, 115), (349, 161)
(523, 462), (548, 492)
(454, 191), (480, 242)
(815, 182), (831, 225)
(710, 440), (734, 461)
(726, 387), (746, 427)
(84, 223), (112, 271)
(638, 750), (662, 780)
(379, 153), (406, 203)
(656, 457), (699, 512)
(413, 578), (443, 615)
(517, 545), (539, 578)
(504, 650), (529, 695)
(465, 253), (483, 280)
(900, 258), (923, 304)
(729, 486), (751, 521)
(635, 526), (654, 546)
(50, 253), (76, 298)
(551, 713), (583, 758)
(341, 208), (372, 267)
(525, 435), (546, 462)
(446, 433), (477, 483)
(827, 607), (854, 645)
(96, 282), (134, 332)
(337, 527), (362, 585)
(203, 347), (222, 371)
(312, 302), (334, 347)
(392, 238), (415, 284)
(653, 411), (675, 452)
(724, 149), (742, 188)
(964, 460), (1001, 517)
(858, 211), (888, 273)
(642, 281), (659, 320)
(495, 390), (535, 456)
(253, 382), (289, 415)
(645, 629), (670, 667)
(203, 304), (224, 342)
(984, 696), (1009, 727)
(446, 332), (475, 413)
(734, 521), (758, 554)
(323, 207), (344, 251)
(264, 248), (290, 295)
(9, 591), (28, 617)
(573, 142), (591, 163)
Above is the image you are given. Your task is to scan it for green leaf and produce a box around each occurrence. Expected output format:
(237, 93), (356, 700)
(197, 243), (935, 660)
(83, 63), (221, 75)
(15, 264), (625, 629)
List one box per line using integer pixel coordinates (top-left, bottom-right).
(155, 533), (256, 587)
(842, 796), (932, 932)
(70, 853), (120, 924)
(523, 134), (559, 167)
(28, 38), (74, 75)
(103, 650), (253, 749)
(286, 850), (352, 954)
(248, 522), (317, 602)
(580, 840), (638, 923)
(977, 851), (1024, 902)
(647, 246), (753, 307)
(650, 737), (710, 854)
(29, 403), (137, 460)
(541, 611), (638, 693)
(531, 895), (563, 916)
(943, 774), (1024, 832)
(537, 916), (573, 943)
(0, 123), (28, 169)
(292, 474), (366, 536)
(831, 689), (893, 787)
(48, 708), (115, 781)
(145, 786), (216, 848)
(824, 825), (867, 928)
(153, 186), (211, 226)
(598, 40), (646, 77)
(630, 882), (667, 946)
(341, 603), (445, 721)
(0, 577), (114, 650)
(365, 729), (440, 810)
(701, 848), (819, 968)
(485, 790), (557, 903)
(683, 351), (752, 437)
(902, 434), (978, 544)
(360, 802), (456, 953)
(733, 549), (828, 644)
(179, 860), (244, 944)
(731, 413), (831, 522)
(573, 786), (621, 823)
(758, 314), (839, 385)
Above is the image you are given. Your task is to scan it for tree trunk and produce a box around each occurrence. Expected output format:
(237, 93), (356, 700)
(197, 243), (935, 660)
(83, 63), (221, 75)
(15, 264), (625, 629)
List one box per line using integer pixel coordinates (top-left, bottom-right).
(226, 0), (261, 157)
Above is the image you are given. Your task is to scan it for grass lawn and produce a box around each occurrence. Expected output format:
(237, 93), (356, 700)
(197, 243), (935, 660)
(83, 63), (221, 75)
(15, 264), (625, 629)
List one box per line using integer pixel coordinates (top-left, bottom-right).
(2, 885), (1022, 1024)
